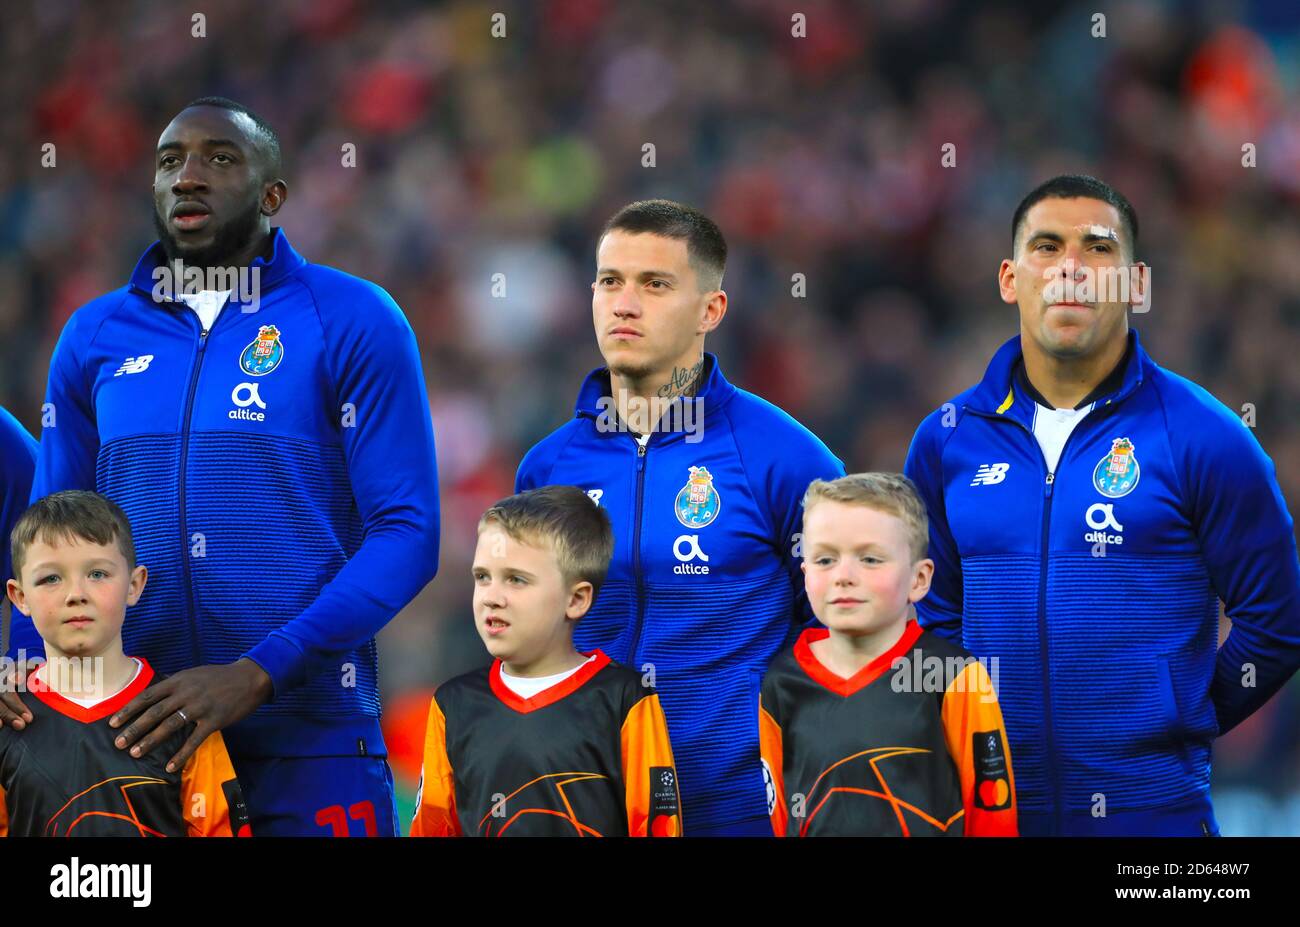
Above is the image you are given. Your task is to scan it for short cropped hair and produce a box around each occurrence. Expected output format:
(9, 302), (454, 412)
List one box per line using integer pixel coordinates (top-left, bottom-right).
(600, 199), (727, 291)
(1011, 174), (1139, 261)
(478, 485), (615, 600)
(10, 491), (137, 579)
(801, 473), (930, 564)
(181, 95), (283, 180)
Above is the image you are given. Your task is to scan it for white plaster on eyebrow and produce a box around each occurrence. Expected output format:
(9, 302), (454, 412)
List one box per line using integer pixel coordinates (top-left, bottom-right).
(1081, 224), (1119, 240)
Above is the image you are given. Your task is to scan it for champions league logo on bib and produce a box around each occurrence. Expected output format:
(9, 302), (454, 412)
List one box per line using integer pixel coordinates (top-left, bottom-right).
(1093, 437), (1140, 498)
(675, 466), (721, 528)
(239, 325), (284, 376)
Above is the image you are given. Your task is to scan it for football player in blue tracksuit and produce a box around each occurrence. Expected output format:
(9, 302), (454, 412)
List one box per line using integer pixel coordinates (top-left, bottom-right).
(1, 98), (440, 836)
(905, 175), (1300, 836)
(516, 200), (845, 836)
(0, 406), (37, 647)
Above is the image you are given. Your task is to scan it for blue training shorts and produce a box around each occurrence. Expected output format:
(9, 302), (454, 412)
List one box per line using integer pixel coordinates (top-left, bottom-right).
(232, 754), (400, 837)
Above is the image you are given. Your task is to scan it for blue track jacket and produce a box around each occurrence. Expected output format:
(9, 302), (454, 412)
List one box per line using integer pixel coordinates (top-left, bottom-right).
(516, 353), (845, 832)
(8, 229), (440, 759)
(904, 328), (1300, 836)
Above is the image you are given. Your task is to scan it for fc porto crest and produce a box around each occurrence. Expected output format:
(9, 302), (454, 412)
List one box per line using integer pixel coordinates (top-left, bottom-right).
(1093, 437), (1140, 498)
(239, 325), (284, 376)
(675, 466), (721, 528)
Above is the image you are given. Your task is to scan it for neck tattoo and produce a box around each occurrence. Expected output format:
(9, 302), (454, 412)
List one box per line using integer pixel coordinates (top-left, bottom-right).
(656, 359), (704, 401)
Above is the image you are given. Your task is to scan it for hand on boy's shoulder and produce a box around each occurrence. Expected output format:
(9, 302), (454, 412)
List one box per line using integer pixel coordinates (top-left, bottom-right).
(108, 658), (273, 774)
(0, 659), (36, 731)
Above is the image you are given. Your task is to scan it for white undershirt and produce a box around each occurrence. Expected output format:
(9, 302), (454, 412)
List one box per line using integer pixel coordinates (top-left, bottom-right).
(1031, 400), (1095, 474)
(34, 657), (142, 707)
(176, 289), (231, 332)
(499, 654), (597, 699)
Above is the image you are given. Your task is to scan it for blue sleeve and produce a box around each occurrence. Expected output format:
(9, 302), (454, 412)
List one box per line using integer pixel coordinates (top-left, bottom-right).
(739, 411), (845, 634)
(30, 307), (101, 500)
(243, 280), (440, 697)
(515, 434), (559, 494)
(1171, 388), (1300, 735)
(0, 407), (37, 568)
(0, 407), (37, 658)
(7, 308), (101, 660)
(904, 406), (964, 643)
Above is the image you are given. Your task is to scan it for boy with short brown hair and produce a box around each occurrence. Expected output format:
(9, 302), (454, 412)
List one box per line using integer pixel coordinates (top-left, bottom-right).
(0, 490), (249, 836)
(411, 485), (681, 837)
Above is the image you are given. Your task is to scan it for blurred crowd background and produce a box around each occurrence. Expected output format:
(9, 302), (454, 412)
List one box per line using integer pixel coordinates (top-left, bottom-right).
(1, 0), (1297, 834)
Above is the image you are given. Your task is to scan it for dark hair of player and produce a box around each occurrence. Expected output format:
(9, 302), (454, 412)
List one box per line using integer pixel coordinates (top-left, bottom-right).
(600, 199), (728, 291)
(181, 95), (283, 180)
(1011, 174), (1139, 261)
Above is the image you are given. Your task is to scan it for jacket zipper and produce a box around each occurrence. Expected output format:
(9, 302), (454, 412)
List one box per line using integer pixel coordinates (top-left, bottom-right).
(967, 403), (1103, 836)
(627, 436), (649, 661)
(1039, 466), (1060, 836)
(176, 302), (232, 668)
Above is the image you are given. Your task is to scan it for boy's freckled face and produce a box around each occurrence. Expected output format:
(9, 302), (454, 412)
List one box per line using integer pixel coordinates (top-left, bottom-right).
(471, 527), (572, 665)
(11, 536), (140, 659)
(801, 501), (921, 636)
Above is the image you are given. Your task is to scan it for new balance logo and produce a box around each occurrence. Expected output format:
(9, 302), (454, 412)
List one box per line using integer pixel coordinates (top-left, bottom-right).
(113, 355), (154, 376)
(970, 463), (1010, 486)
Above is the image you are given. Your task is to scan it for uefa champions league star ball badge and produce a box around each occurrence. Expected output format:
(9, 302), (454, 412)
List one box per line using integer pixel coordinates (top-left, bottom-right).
(675, 465), (721, 528)
(239, 324), (285, 376)
(1093, 436), (1140, 498)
